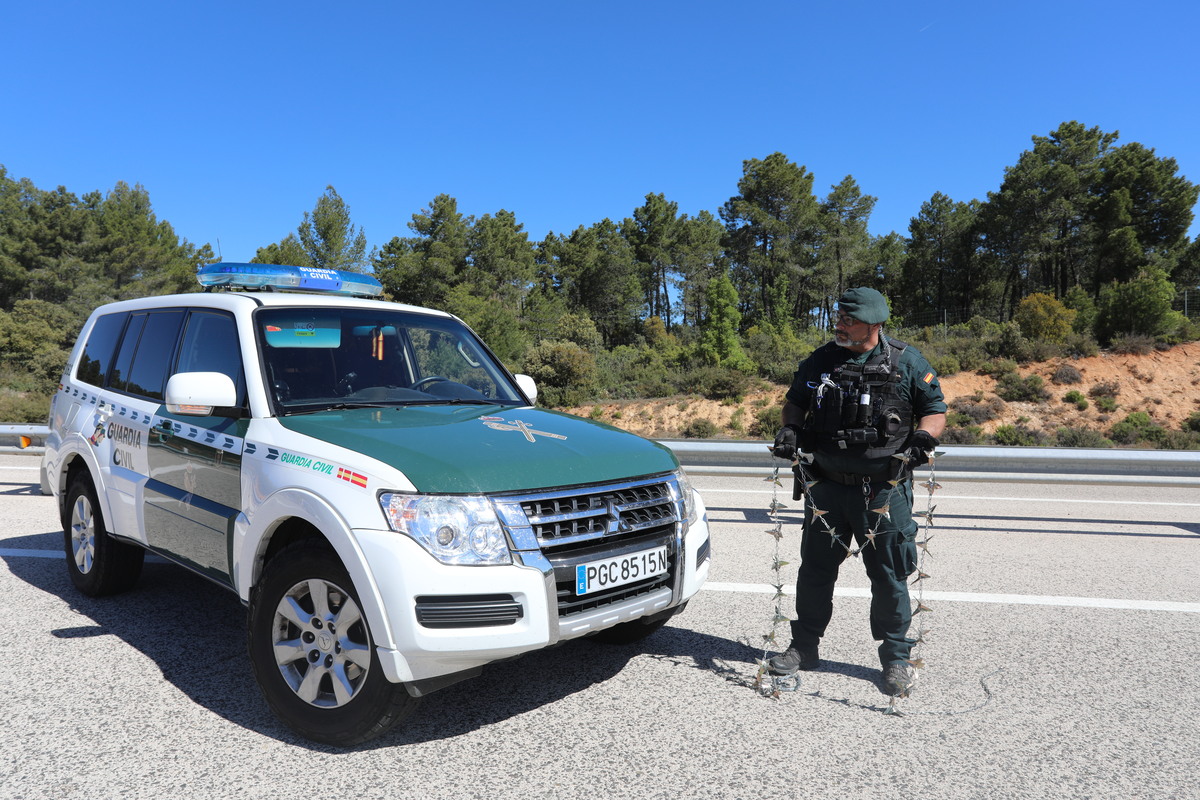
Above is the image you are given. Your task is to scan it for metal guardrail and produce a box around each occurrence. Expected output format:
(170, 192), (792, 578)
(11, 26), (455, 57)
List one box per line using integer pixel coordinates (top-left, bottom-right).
(0, 424), (49, 454)
(5, 425), (1200, 487)
(662, 439), (1200, 488)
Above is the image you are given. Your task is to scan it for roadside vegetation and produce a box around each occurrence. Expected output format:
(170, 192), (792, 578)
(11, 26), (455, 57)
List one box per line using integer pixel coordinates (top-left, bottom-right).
(3, 120), (1199, 448)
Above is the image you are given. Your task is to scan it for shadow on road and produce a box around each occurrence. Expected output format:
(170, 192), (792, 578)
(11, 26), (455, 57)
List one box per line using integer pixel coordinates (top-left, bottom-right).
(5, 541), (765, 751)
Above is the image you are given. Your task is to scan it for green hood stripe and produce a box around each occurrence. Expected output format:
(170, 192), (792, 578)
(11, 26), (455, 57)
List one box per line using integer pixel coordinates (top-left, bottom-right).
(277, 406), (678, 493)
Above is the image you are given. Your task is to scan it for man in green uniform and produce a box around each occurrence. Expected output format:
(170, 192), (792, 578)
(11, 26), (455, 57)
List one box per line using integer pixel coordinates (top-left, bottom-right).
(769, 287), (946, 696)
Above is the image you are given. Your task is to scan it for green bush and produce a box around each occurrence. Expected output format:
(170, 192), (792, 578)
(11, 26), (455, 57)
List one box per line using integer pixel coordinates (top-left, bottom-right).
(1108, 412), (1166, 445)
(750, 405), (782, 439)
(978, 358), (1018, 377)
(1096, 396), (1118, 413)
(1109, 333), (1155, 355)
(1062, 390), (1088, 411)
(992, 425), (1046, 446)
(1055, 427), (1112, 448)
(941, 425), (984, 444)
(0, 391), (52, 424)
(743, 324), (818, 385)
(1185, 412), (1200, 434)
(522, 341), (599, 407)
(677, 366), (751, 401)
(682, 418), (719, 439)
(1014, 292), (1076, 343)
(1158, 430), (1200, 450)
(988, 321), (1033, 362)
(1051, 363), (1083, 384)
(949, 395), (1006, 424)
(1088, 381), (1120, 398)
(996, 373), (1050, 403)
(927, 353), (960, 376)
(1062, 333), (1100, 359)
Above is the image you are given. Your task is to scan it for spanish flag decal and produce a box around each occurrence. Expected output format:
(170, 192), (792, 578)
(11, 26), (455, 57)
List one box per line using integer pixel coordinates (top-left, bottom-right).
(923, 371), (934, 384)
(337, 468), (369, 488)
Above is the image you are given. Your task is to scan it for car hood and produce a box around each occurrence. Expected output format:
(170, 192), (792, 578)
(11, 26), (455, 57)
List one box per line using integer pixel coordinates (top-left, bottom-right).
(276, 405), (678, 493)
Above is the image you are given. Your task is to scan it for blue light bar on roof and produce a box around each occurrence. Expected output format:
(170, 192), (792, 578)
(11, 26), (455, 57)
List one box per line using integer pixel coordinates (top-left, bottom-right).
(197, 263), (383, 297)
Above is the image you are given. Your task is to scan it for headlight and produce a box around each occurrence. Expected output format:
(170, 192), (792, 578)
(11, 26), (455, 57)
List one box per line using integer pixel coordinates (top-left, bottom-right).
(378, 494), (512, 565)
(672, 470), (699, 526)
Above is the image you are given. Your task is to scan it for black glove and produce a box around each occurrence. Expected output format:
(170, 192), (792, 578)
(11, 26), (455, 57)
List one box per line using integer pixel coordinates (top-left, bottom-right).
(772, 425), (801, 460)
(903, 430), (939, 467)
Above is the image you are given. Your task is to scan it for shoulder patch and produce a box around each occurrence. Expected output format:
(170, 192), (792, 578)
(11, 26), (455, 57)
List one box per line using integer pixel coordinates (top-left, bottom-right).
(923, 371), (934, 384)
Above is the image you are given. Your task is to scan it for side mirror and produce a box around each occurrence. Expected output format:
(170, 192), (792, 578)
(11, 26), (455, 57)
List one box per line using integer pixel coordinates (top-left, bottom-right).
(513, 374), (538, 405)
(166, 372), (237, 416)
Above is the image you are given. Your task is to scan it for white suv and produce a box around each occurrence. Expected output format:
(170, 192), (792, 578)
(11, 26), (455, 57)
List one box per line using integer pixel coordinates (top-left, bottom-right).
(41, 263), (710, 745)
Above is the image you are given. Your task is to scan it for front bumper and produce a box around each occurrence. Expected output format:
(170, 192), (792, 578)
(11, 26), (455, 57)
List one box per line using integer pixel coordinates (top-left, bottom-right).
(355, 496), (710, 688)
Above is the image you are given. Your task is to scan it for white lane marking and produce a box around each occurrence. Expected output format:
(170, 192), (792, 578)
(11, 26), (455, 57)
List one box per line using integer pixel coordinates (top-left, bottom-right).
(693, 488), (1200, 508)
(702, 581), (1200, 613)
(0, 466), (40, 471)
(6, 548), (1195, 613)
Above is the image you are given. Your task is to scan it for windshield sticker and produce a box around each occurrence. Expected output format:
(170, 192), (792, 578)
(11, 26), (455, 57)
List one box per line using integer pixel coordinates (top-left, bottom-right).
(480, 417), (567, 443)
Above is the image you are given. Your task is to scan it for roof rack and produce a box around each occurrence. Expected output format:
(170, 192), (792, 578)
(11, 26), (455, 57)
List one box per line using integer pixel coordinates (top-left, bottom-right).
(197, 263), (384, 297)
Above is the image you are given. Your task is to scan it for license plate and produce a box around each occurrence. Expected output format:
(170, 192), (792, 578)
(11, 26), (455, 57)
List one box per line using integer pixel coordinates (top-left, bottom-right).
(575, 546), (668, 596)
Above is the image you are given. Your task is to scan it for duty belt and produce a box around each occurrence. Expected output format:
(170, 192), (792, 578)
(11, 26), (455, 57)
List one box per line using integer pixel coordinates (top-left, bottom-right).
(809, 464), (893, 485)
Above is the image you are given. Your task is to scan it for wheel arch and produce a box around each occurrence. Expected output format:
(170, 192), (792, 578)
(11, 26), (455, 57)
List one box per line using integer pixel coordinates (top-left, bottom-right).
(57, 449), (109, 530)
(236, 488), (400, 654)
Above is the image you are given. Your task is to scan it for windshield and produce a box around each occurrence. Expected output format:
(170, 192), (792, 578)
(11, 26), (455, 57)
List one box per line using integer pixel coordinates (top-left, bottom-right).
(255, 306), (525, 413)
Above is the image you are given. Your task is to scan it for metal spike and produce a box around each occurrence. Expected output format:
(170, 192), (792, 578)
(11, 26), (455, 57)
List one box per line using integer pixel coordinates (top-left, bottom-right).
(811, 508), (828, 518)
(907, 657), (926, 670)
(911, 570), (931, 583)
(871, 504), (890, 517)
(915, 602), (933, 614)
(883, 698), (904, 716)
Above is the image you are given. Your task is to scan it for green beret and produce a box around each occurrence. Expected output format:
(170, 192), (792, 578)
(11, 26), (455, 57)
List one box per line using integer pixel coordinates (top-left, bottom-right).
(837, 287), (890, 324)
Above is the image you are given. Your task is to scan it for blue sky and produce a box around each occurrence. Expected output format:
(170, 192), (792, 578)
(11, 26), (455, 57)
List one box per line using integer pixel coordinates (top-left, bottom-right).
(4, 0), (1198, 263)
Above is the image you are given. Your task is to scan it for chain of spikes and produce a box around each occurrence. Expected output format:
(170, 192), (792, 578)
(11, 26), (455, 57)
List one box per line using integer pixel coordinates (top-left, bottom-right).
(755, 446), (943, 712)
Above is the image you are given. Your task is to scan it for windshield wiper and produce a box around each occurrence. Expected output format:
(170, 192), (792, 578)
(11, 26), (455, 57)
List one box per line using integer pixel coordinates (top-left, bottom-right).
(280, 402), (399, 416)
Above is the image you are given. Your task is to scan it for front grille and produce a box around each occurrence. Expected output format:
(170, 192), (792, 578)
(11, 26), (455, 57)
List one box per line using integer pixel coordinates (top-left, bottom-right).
(521, 479), (677, 550)
(498, 474), (683, 617)
(415, 594), (523, 628)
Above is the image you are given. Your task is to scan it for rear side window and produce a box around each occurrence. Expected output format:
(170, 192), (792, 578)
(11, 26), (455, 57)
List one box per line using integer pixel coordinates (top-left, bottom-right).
(109, 310), (186, 401)
(76, 312), (129, 387)
(174, 310), (246, 407)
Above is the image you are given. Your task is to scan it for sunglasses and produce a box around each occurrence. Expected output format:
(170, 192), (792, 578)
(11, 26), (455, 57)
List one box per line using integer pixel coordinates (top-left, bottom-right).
(835, 314), (865, 327)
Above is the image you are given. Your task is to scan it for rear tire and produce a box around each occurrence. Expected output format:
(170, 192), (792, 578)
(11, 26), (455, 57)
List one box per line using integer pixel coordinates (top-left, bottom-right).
(247, 540), (419, 745)
(62, 476), (144, 596)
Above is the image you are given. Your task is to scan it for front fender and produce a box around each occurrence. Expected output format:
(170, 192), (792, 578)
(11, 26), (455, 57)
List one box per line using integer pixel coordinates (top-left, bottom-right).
(235, 488), (401, 660)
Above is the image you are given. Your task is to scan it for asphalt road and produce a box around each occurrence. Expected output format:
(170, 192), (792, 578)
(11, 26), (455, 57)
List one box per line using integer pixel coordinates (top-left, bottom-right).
(1, 453), (1197, 800)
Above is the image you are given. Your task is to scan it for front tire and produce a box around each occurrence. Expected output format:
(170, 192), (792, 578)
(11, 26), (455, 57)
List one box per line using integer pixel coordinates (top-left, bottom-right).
(247, 540), (419, 745)
(62, 476), (144, 596)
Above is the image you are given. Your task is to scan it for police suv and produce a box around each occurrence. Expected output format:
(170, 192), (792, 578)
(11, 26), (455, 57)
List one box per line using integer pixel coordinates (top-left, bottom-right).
(40, 264), (711, 745)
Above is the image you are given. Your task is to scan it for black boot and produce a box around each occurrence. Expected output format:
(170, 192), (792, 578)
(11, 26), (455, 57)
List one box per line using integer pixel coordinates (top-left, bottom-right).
(882, 662), (916, 696)
(767, 645), (820, 675)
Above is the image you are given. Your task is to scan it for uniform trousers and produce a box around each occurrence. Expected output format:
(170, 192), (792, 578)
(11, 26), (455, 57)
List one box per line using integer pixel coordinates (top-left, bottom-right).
(789, 473), (919, 667)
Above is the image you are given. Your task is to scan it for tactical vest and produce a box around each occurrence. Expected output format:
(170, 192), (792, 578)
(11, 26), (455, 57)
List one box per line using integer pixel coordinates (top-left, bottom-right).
(801, 337), (914, 459)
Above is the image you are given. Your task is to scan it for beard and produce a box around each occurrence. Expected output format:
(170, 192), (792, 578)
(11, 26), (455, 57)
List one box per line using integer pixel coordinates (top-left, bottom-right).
(834, 329), (870, 348)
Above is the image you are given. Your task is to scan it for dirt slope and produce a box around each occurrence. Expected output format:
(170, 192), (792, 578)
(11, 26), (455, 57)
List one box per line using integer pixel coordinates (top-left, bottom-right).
(565, 341), (1200, 441)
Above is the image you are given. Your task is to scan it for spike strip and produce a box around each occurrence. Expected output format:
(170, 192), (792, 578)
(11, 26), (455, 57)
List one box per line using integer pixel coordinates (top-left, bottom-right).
(756, 457), (797, 697)
(897, 448), (944, 707)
